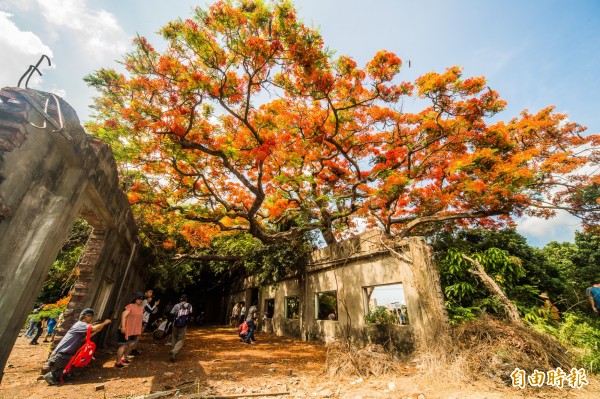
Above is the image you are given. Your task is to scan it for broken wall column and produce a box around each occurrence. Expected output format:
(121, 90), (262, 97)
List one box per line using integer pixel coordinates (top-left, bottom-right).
(402, 237), (450, 353)
(0, 147), (89, 380)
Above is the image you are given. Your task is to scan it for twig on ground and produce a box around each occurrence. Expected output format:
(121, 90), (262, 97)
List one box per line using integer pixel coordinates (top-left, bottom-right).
(181, 391), (289, 399)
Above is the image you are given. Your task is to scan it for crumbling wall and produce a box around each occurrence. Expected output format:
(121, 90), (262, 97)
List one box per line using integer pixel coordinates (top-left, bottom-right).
(0, 88), (147, 382)
(228, 230), (448, 352)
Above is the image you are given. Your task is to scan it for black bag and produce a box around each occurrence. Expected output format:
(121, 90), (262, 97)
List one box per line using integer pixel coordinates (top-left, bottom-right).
(174, 303), (191, 328)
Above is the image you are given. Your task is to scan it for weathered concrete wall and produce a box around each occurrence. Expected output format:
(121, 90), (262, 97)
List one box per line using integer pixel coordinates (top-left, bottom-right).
(228, 230), (446, 352)
(0, 88), (147, 381)
(260, 279), (303, 339)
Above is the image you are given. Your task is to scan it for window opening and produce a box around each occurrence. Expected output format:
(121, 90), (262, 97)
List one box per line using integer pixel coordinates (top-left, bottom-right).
(264, 298), (275, 318)
(364, 283), (408, 325)
(285, 296), (299, 319)
(315, 291), (338, 321)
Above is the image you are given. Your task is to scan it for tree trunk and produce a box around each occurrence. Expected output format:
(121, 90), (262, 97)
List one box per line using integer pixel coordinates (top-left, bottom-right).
(461, 254), (524, 326)
(320, 226), (337, 246)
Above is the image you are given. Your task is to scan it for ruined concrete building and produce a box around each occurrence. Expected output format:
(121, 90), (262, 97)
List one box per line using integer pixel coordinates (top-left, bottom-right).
(225, 230), (447, 353)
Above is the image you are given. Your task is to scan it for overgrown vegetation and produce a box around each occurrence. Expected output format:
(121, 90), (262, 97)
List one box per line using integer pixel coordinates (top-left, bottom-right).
(363, 306), (397, 325)
(363, 305), (399, 352)
(325, 340), (401, 378)
(527, 311), (600, 373)
(434, 228), (600, 374)
(452, 316), (572, 381)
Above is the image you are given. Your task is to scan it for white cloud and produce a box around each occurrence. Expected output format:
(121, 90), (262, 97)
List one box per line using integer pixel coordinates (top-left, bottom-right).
(1, 0), (129, 65)
(516, 210), (581, 247)
(48, 86), (67, 98)
(0, 0), (130, 116)
(0, 11), (53, 88)
(34, 0), (129, 63)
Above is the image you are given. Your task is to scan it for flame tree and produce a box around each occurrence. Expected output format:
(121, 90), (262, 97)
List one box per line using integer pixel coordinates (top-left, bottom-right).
(85, 0), (599, 260)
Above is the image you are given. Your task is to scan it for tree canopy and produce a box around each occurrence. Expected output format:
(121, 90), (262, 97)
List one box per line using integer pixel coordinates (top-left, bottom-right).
(85, 0), (600, 259)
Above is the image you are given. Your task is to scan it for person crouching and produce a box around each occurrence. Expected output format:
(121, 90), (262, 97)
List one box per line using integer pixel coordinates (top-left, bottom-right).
(42, 308), (111, 385)
(238, 320), (249, 342)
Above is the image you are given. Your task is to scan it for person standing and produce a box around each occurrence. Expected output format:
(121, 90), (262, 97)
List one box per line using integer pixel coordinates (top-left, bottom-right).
(398, 308), (406, 325)
(42, 308), (111, 385)
(539, 293), (560, 320)
(142, 289), (160, 332)
(24, 309), (40, 338)
(169, 294), (192, 362)
(115, 292), (145, 368)
(128, 289), (160, 356)
(231, 303), (240, 326)
(29, 316), (47, 345)
(43, 316), (58, 343)
(239, 303), (246, 324)
(588, 283), (600, 315)
(244, 302), (258, 344)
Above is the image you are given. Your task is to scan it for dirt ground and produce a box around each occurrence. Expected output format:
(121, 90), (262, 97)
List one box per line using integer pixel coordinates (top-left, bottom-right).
(1, 325), (598, 399)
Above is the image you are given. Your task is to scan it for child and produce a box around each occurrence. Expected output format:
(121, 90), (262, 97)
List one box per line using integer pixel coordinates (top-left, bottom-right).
(238, 320), (248, 342)
(43, 316), (57, 343)
(152, 317), (164, 330)
(153, 318), (169, 340)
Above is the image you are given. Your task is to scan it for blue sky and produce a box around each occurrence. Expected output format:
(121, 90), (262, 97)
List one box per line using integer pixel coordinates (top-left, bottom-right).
(1, 0), (598, 247)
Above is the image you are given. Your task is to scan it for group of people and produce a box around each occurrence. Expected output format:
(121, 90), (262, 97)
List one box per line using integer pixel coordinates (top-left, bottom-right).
(230, 302), (245, 326)
(23, 305), (59, 345)
(536, 284), (600, 322)
(41, 289), (193, 385)
(234, 302), (259, 344)
(115, 290), (193, 367)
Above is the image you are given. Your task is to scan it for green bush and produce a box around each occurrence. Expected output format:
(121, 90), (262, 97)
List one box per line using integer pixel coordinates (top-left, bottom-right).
(364, 306), (396, 325)
(446, 305), (478, 324)
(528, 311), (600, 373)
(557, 312), (600, 347)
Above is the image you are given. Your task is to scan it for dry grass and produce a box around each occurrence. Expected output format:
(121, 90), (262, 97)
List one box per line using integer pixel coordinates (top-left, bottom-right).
(324, 340), (406, 378)
(325, 316), (573, 387)
(449, 316), (572, 382)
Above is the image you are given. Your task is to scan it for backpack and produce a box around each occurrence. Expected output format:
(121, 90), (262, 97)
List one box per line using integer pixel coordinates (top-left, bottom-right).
(174, 303), (191, 328)
(61, 325), (96, 382)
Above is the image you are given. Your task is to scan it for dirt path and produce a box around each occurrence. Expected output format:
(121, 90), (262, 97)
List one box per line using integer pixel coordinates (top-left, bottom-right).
(1, 325), (597, 399)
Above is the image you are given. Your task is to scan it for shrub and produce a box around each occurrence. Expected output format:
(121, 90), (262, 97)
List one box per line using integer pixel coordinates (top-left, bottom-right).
(528, 310), (600, 373)
(30, 295), (70, 322)
(364, 306), (396, 325)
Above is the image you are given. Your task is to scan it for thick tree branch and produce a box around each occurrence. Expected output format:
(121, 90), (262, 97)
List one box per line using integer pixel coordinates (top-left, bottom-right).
(461, 254), (523, 326)
(172, 253), (243, 261)
(392, 210), (506, 238)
